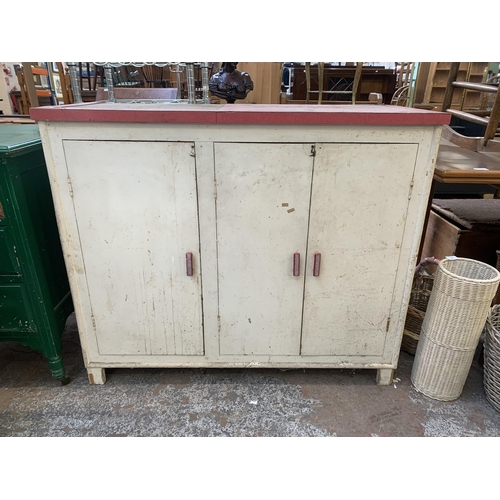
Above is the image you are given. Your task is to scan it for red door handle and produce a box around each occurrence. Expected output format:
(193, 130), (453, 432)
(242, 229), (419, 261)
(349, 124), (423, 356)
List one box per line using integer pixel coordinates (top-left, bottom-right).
(186, 252), (193, 276)
(293, 253), (300, 276)
(313, 252), (321, 277)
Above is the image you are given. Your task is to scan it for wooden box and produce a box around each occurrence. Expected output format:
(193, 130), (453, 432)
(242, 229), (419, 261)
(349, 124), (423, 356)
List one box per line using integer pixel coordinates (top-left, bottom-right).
(421, 199), (500, 268)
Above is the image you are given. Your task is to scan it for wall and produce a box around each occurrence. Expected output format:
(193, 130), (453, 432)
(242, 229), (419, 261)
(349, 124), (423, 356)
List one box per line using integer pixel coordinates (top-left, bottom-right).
(0, 62), (20, 114)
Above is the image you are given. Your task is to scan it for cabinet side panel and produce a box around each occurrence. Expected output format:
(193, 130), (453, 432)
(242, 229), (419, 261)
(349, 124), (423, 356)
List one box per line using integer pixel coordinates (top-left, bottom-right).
(215, 143), (314, 356)
(63, 140), (203, 356)
(302, 143), (418, 357)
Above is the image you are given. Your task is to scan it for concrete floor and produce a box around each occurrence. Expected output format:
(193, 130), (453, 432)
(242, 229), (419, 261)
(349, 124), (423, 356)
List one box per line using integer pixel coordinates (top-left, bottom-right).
(1, 313), (500, 437)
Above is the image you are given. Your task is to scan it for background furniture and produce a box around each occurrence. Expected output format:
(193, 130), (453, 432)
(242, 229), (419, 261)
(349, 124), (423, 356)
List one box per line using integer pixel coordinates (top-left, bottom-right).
(421, 199), (500, 268)
(417, 138), (500, 260)
(31, 103), (448, 385)
(440, 63), (500, 153)
(288, 64), (397, 104)
(305, 62), (363, 104)
(413, 62), (489, 111)
(15, 63), (55, 113)
(434, 139), (500, 184)
(0, 125), (73, 383)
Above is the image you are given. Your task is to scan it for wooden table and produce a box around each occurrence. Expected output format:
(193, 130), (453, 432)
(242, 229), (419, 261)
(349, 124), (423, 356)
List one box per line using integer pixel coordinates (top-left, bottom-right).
(435, 139), (500, 185)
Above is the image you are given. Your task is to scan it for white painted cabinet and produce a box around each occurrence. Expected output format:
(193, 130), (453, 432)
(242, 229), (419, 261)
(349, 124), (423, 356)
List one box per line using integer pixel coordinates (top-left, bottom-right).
(33, 103), (448, 385)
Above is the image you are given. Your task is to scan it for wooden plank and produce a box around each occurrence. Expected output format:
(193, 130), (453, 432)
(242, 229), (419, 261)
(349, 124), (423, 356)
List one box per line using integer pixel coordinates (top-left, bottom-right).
(442, 62), (461, 112)
(413, 62), (430, 104)
(15, 70), (29, 114)
(318, 62), (324, 105)
(21, 62), (39, 109)
(31, 66), (48, 76)
(352, 62), (363, 104)
(305, 62), (311, 104)
(423, 62), (438, 104)
(57, 63), (72, 104)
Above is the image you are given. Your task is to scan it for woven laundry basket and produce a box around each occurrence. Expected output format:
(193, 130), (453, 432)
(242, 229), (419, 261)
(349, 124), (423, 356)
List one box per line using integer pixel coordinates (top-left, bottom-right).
(483, 305), (500, 412)
(411, 258), (500, 401)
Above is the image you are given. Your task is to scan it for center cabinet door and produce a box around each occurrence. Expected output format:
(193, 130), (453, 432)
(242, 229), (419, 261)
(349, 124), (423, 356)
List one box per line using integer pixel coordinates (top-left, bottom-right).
(215, 143), (314, 355)
(63, 140), (203, 356)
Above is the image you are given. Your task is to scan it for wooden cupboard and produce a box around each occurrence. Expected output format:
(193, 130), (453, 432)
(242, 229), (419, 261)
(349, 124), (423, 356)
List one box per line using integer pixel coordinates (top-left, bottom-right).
(31, 103), (449, 384)
(0, 125), (73, 383)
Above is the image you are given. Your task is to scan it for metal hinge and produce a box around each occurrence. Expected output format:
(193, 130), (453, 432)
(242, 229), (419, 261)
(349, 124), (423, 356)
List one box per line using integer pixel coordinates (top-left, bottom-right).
(190, 145), (196, 157)
(217, 314), (221, 332)
(408, 180), (414, 200)
(386, 317), (391, 332)
(91, 314), (97, 330)
(213, 179), (217, 199)
(310, 145), (316, 157)
(67, 176), (74, 197)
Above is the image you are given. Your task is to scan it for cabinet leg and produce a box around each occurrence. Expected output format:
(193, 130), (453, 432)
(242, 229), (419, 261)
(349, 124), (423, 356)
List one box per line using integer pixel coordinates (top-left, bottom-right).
(376, 368), (394, 386)
(48, 355), (70, 385)
(87, 368), (106, 385)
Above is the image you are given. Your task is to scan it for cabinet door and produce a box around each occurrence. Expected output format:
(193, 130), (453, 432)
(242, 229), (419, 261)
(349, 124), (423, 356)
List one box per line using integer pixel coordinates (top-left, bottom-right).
(301, 143), (418, 356)
(215, 143), (314, 355)
(63, 141), (203, 356)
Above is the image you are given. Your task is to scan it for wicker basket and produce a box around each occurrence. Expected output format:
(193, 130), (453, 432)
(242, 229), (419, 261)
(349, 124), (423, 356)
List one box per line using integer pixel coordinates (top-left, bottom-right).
(494, 250), (500, 305)
(401, 274), (434, 355)
(412, 258), (500, 401)
(483, 305), (500, 412)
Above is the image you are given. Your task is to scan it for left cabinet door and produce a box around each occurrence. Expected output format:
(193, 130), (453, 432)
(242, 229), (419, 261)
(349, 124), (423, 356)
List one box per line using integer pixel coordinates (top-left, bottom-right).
(63, 141), (203, 356)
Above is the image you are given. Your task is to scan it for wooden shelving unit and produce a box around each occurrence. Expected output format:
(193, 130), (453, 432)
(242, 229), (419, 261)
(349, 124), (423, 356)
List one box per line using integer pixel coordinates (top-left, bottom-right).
(414, 62), (489, 111)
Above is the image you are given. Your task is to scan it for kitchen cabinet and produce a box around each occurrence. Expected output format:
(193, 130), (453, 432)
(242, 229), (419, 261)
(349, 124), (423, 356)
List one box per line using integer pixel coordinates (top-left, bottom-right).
(31, 103), (449, 384)
(0, 124), (73, 383)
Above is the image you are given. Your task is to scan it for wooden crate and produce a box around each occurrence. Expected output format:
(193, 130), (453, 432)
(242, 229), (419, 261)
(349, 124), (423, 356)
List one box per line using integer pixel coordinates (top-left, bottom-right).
(421, 200), (500, 268)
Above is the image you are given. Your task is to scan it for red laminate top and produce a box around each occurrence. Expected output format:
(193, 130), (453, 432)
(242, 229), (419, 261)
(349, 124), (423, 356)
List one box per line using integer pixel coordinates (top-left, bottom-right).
(30, 102), (451, 126)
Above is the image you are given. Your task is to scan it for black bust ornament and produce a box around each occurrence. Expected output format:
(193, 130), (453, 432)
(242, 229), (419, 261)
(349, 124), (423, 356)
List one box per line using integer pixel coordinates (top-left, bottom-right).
(208, 62), (254, 104)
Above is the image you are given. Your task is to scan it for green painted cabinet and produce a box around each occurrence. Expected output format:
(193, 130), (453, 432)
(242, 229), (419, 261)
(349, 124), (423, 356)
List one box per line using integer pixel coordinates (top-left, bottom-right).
(0, 125), (73, 383)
